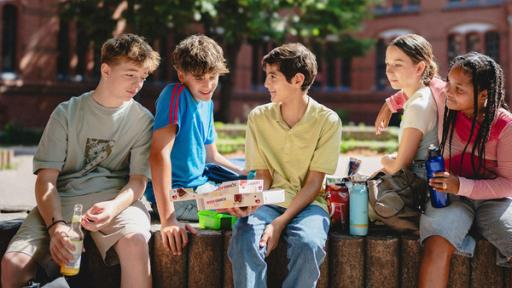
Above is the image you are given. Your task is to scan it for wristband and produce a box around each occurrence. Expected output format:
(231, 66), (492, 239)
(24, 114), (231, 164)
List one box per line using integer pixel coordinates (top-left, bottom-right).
(46, 219), (67, 232)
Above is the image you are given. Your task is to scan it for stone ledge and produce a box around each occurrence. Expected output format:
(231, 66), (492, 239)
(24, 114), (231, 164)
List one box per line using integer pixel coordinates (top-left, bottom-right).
(1, 220), (510, 287)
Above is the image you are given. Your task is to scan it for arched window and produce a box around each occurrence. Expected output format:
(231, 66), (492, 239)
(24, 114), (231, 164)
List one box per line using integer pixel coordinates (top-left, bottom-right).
(466, 32), (481, 52)
(391, 0), (403, 12)
(485, 31), (500, 63)
(449, 23), (495, 67)
(325, 42), (337, 89)
(250, 40), (271, 89)
(310, 41), (352, 91)
(158, 36), (171, 81)
(447, 34), (462, 65)
(74, 24), (87, 81)
(250, 40), (262, 88)
(311, 42), (323, 89)
(375, 39), (387, 91)
(2, 4), (17, 73)
(340, 57), (351, 90)
(57, 20), (70, 80)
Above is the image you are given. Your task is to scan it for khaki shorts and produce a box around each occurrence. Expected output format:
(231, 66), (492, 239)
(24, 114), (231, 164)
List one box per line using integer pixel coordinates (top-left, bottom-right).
(5, 191), (150, 271)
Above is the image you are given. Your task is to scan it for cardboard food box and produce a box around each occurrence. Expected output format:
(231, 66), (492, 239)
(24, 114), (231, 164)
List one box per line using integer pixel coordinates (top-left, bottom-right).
(215, 179), (264, 195)
(170, 180), (264, 201)
(169, 187), (197, 201)
(197, 189), (285, 210)
(169, 180), (285, 210)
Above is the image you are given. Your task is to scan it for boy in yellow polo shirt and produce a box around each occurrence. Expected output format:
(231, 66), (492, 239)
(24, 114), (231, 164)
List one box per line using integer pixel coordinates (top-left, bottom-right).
(227, 43), (342, 287)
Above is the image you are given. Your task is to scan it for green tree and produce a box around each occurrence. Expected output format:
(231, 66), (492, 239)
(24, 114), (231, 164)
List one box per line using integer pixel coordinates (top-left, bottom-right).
(59, 0), (375, 121)
(196, 0), (375, 121)
(59, 1), (119, 77)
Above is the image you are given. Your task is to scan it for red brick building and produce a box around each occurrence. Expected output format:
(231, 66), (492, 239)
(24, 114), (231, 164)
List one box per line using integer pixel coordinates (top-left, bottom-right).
(0, 0), (510, 128)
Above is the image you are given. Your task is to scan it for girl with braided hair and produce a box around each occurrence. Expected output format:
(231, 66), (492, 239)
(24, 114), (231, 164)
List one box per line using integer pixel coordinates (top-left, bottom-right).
(377, 52), (512, 287)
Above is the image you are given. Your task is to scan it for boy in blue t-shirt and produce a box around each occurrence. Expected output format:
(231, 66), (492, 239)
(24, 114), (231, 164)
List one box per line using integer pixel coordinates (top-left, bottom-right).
(147, 35), (245, 256)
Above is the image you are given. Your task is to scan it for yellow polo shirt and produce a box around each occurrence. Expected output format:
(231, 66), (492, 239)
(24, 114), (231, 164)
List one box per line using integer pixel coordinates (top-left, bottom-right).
(245, 97), (342, 211)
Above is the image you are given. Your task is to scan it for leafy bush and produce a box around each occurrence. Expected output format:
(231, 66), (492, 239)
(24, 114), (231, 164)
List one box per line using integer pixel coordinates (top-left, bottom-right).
(215, 124), (399, 142)
(340, 139), (397, 154)
(335, 108), (351, 124)
(216, 137), (245, 154)
(0, 123), (42, 145)
(214, 123), (399, 155)
(216, 136), (397, 155)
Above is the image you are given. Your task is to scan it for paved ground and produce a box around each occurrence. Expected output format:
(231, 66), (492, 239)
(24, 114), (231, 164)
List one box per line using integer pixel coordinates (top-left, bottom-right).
(0, 147), (383, 221)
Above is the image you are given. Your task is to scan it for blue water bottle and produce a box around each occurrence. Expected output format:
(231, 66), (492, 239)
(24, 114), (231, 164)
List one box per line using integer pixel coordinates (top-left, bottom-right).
(426, 144), (449, 208)
(349, 182), (368, 236)
(247, 170), (256, 180)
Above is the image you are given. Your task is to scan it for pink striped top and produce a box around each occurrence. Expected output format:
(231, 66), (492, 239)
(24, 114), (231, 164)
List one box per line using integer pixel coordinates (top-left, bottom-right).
(386, 78), (512, 199)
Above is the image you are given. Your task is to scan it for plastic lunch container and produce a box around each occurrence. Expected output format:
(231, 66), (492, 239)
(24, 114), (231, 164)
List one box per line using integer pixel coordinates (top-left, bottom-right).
(198, 210), (238, 230)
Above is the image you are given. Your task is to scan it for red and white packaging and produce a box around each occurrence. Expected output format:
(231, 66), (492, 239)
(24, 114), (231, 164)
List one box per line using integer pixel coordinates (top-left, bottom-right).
(168, 180), (282, 210)
(325, 176), (350, 232)
(197, 189), (285, 210)
(169, 187), (196, 201)
(215, 180), (264, 195)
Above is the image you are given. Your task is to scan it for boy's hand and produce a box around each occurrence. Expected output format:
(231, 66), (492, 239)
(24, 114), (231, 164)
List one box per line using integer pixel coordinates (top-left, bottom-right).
(259, 218), (286, 257)
(375, 103), (392, 135)
(429, 171), (460, 194)
(81, 200), (116, 231)
(160, 221), (197, 256)
(49, 223), (76, 265)
(237, 167), (248, 176)
(218, 206), (259, 218)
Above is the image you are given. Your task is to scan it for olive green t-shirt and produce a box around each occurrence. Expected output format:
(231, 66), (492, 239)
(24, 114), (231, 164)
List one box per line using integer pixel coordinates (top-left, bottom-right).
(245, 97), (342, 211)
(33, 91), (153, 197)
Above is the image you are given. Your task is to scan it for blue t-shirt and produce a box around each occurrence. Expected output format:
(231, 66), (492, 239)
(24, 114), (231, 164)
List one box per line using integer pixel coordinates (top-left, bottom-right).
(153, 83), (216, 189)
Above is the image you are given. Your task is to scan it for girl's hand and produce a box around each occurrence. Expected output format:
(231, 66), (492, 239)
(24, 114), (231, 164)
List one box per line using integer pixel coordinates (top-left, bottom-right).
(375, 103), (393, 135)
(380, 153), (398, 174)
(428, 171), (460, 194)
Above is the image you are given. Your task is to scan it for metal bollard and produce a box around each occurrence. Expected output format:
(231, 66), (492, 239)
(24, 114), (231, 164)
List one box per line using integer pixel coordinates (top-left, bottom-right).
(0, 148), (14, 169)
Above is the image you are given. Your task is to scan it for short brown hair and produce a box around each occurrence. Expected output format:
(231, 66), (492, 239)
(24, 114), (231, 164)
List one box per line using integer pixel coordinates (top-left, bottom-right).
(172, 35), (229, 75)
(101, 33), (161, 72)
(262, 43), (317, 91)
(389, 34), (438, 86)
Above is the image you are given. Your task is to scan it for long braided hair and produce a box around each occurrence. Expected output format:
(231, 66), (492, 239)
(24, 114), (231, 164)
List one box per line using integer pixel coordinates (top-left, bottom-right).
(441, 52), (508, 177)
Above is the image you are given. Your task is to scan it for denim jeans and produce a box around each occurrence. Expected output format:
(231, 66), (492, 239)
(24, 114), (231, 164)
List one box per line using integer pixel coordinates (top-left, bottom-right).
(420, 195), (512, 267)
(228, 204), (330, 288)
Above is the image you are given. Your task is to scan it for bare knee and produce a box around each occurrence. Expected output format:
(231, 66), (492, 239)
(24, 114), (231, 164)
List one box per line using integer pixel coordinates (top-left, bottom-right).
(424, 235), (455, 258)
(1, 252), (36, 287)
(115, 233), (148, 257)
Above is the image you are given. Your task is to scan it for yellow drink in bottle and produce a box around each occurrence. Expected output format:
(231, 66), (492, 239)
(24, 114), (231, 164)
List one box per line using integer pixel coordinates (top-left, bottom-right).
(60, 204), (84, 276)
(60, 239), (83, 276)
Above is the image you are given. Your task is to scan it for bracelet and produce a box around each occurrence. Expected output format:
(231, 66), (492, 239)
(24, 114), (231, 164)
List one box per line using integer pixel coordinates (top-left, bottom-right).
(46, 219), (67, 232)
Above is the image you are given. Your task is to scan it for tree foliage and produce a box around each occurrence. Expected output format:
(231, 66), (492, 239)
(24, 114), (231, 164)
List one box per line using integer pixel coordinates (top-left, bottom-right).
(59, 0), (376, 121)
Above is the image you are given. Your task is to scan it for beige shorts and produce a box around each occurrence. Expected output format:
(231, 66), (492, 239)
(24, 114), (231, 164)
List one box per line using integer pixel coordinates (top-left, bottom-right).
(5, 191), (150, 270)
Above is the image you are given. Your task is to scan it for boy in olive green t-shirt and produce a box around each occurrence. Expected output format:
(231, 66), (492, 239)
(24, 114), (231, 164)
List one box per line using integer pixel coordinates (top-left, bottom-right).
(2, 34), (160, 288)
(227, 43), (342, 288)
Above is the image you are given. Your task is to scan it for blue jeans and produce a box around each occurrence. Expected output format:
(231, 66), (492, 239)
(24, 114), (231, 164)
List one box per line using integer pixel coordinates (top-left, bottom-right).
(228, 204), (330, 288)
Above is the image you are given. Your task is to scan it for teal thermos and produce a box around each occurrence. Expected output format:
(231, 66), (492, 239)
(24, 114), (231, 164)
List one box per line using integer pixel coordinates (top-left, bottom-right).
(349, 182), (368, 236)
